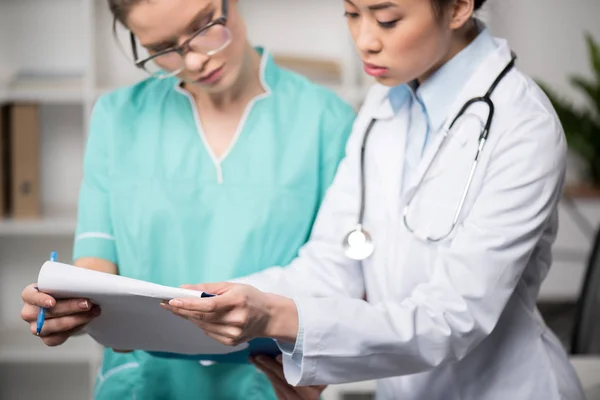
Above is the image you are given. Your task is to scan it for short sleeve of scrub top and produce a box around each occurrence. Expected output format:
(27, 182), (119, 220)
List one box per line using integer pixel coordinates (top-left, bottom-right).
(73, 96), (118, 264)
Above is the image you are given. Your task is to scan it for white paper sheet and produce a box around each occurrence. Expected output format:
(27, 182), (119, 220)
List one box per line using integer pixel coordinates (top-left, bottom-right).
(37, 261), (248, 355)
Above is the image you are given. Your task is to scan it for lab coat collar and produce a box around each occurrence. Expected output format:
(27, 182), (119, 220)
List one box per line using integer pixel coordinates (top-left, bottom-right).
(364, 83), (396, 120)
(416, 24), (497, 132)
(402, 38), (516, 197)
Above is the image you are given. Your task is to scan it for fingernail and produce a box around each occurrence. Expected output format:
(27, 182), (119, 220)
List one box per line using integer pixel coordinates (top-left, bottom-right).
(44, 300), (53, 308)
(79, 300), (90, 310)
(169, 299), (183, 307)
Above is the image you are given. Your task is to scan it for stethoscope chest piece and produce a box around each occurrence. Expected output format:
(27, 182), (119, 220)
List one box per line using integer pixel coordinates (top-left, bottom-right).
(343, 225), (374, 261)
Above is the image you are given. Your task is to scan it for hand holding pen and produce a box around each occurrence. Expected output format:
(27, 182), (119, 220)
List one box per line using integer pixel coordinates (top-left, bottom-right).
(20, 252), (101, 346)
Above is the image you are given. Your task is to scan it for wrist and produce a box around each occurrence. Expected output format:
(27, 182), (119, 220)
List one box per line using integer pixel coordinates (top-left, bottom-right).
(264, 294), (299, 344)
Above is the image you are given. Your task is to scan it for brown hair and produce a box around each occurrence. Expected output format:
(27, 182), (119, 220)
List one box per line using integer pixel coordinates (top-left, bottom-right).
(107, 0), (143, 28)
(432, 0), (488, 17)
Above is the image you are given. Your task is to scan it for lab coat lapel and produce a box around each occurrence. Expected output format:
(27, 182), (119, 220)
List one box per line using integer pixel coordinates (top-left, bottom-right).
(373, 117), (406, 221)
(401, 39), (515, 199)
(364, 85), (405, 221)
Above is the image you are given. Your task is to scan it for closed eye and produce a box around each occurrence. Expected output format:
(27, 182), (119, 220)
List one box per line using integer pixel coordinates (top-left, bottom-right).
(378, 19), (399, 29)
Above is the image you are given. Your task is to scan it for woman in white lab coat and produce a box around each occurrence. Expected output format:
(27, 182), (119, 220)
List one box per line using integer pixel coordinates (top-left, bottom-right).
(163, 0), (586, 398)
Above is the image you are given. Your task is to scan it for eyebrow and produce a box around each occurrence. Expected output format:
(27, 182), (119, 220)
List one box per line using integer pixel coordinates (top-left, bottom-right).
(344, 0), (398, 11)
(142, 4), (214, 49)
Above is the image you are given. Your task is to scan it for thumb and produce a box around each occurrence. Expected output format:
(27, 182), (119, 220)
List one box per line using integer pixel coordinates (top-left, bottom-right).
(180, 282), (235, 295)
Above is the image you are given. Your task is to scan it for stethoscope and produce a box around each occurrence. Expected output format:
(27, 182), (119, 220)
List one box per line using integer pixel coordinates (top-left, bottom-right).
(343, 53), (517, 261)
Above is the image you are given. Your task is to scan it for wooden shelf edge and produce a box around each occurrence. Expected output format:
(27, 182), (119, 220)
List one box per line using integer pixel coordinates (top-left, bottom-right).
(0, 328), (99, 364)
(0, 211), (77, 236)
(563, 184), (600, 200)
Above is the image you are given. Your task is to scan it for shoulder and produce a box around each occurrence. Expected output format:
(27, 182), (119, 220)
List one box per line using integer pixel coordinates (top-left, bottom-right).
(490, 67), (567, 169)
(93, 76), (177, 116)
(270, 63), (357, 128)
(499, 68), (564, 141)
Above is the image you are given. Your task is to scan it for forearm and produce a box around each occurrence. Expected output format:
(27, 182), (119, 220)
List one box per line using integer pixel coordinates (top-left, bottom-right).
(265, 294), (299, 344)
(74, 257), (117, 275)
(71, 257), (116, 336)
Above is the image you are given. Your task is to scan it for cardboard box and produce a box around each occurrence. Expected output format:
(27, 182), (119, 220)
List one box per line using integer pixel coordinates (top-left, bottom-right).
(7, 103), (40, 219)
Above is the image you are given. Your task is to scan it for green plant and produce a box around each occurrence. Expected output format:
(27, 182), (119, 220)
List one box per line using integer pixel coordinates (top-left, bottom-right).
(538, 33), (600, 185)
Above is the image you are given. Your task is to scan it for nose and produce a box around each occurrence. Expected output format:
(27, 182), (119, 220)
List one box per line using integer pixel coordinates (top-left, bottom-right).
(183, 51), (209, 73)
(354, 21), (382, 56)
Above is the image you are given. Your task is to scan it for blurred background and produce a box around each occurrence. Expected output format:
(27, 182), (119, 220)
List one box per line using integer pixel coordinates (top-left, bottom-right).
(0, 0), (599, 399)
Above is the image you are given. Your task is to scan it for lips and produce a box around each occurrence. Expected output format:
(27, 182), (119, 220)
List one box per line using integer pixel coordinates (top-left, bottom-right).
(196, 65), (225, 84)
(363, 62), (389, 77)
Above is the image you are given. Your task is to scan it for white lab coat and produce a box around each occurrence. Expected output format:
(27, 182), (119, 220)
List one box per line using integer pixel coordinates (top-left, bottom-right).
(239, 38), (585, 399)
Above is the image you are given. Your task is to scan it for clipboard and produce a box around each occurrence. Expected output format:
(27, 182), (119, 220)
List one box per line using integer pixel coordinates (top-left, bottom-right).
(37, 261), (281, 364)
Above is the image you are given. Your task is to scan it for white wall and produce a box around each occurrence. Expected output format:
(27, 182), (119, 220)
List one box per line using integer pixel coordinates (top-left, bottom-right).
(240, 0), (363, 88)
(0, 3), (12, 85)
(93, 0), (148, 91)
(2, 0), (86, 78)
(485, 0), (600, 301)
(240, 0), (352, 60)
(489, 0), (600, 107)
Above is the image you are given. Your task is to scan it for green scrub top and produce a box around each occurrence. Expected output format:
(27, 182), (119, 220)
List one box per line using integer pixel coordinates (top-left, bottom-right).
(73, 48), (355, 400)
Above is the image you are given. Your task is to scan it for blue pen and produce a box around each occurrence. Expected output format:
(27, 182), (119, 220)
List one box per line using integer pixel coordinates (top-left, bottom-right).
(36, 251), (57, 336)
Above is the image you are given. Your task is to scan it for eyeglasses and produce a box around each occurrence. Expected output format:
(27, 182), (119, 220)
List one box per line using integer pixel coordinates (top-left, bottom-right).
(130, 0), (231, 79)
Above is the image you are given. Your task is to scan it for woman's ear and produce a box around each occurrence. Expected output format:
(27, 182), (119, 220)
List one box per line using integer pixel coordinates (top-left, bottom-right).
(447, 0), (475, 30)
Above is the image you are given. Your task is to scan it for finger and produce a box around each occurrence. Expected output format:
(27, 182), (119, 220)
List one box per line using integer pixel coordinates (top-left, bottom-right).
(167, 296), (227, 314)
(21, 303), (42, 323)
(180, 282), (235, 295)
(160, 303), (218, 323)
(21, 284), (56, 309)
(162, 303), (248, 328)
(187, 321), (247, 344)
(254, 355), (287, 381)
(45, 298), (93, 318)
(258, 366), (300, 400)
(21, 299), (90, 324)
(40, 326), (84, 347)
(264, 374), (294, 400)
(30, 307), (101, 337)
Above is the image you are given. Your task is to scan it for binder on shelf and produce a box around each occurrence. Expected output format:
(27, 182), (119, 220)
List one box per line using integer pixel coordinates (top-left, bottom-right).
(0, 105), (8, 218)
(5, 103), (41, 219)
(272, 54), (342, 85)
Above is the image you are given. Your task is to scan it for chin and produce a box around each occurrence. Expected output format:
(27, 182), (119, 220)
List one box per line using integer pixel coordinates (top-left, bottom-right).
(373, 75), (401, 87)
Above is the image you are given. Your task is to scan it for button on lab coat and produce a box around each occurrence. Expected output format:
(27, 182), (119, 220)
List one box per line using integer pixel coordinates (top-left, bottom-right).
(239, 38), (585, 399)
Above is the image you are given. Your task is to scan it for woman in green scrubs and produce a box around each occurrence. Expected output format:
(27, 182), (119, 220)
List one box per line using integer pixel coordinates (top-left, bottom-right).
(19, 0), (355, 398)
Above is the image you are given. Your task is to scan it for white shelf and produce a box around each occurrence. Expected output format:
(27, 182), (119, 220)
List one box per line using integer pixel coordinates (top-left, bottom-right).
(0, 75), (85, 104)
(0, 210), (77, 236)
(0, 328), (99, 364)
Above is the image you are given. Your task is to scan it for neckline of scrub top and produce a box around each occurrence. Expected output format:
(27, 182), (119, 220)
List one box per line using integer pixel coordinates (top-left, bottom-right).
(387, 19), (497, 133)
(172, 47), (274, 183)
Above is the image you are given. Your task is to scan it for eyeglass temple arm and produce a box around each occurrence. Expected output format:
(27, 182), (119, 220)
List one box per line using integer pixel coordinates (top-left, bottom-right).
(130, 32), (139, 63)
(222, 0), (229, 18)
(130, 33), (139, 63)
